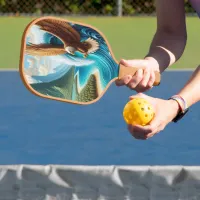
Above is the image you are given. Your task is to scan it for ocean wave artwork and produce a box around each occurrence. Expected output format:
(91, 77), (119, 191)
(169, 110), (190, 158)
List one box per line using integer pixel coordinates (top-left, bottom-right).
(23, 18), (119, 103)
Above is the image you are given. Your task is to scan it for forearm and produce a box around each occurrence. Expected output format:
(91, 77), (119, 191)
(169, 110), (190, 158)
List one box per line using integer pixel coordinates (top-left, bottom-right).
(144, 0), (187, 73)
(145, 31), (187, 73)
(176, 66), (200, 107)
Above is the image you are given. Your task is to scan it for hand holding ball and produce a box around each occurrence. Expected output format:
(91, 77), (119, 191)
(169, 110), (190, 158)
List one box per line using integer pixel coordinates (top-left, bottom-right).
(123, 98), (155, 126)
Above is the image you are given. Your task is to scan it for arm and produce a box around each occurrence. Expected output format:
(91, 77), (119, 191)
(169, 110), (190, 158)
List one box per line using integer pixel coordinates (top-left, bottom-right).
(128, 65), (200, 140)
(176, 66), (200, 108)
(116, 0), (187, 92)
(145, 0), (187, 72)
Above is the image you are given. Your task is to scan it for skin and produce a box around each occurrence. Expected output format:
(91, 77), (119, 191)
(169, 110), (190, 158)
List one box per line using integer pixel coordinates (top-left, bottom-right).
(117, 0), (200, 140)
(129, 65), (200, 140)
(116, 0), (187, 92)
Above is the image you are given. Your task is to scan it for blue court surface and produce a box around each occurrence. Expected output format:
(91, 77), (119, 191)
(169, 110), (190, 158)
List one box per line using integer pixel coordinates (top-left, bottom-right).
(0, 70), (199, 165)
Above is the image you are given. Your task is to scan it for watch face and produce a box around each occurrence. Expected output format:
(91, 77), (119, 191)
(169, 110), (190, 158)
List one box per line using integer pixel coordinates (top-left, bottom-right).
(173, 108), (189, 123)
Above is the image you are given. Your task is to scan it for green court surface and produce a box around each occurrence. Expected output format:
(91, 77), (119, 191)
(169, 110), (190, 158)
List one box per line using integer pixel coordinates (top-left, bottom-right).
(0, 16), (199, 69)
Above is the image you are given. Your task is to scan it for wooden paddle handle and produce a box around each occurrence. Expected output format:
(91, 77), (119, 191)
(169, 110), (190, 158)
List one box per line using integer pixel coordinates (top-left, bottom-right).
(118, 64), (161, 86)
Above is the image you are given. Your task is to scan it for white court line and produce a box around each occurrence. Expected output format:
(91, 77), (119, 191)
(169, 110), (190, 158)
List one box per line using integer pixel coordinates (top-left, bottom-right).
(166, 68), (194, 71)
(0, 69), (18, 71)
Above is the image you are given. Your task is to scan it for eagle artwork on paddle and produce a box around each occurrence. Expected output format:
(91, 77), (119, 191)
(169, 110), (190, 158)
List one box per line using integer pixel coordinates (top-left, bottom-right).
(26, 19), (100, 58)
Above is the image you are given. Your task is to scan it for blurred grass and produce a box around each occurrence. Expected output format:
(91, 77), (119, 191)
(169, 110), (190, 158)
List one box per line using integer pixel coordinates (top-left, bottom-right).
(0, 16), (199, 69)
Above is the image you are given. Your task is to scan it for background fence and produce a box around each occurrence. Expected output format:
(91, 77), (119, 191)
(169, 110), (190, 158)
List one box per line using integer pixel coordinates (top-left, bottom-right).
(0, 0), (196, 16)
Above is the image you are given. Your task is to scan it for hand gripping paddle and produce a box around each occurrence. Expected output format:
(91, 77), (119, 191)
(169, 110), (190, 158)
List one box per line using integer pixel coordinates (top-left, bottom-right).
(19, 16), (161, 105)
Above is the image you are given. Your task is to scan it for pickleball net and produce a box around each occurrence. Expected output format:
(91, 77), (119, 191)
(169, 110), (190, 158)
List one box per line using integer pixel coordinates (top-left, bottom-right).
(1, 165), (200, 200)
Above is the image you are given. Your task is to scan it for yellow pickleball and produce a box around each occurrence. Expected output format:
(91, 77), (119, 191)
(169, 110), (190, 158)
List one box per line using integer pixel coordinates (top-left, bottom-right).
(123, 98), (155, 126)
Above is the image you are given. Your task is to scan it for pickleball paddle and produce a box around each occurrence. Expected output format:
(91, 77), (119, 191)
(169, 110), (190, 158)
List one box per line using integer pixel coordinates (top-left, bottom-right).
(19, 16), (161, 105)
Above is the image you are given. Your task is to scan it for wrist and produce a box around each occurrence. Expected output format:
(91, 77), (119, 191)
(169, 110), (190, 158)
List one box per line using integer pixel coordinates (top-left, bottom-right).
(145, 46), (176, 72)
(170, 95), (188, 112)
(144, 56), (160, 72)
(168, 99), (181, 117)
(168, 95), (189, 123)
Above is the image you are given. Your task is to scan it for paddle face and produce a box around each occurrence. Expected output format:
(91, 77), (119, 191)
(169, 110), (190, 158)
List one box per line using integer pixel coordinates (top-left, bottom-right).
(19, 17), (119, 105)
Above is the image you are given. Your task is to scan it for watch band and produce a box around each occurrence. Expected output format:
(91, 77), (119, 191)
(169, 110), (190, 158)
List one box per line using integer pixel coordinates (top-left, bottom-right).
(168, 95), (189, 123)
(170, 95), (188, 112)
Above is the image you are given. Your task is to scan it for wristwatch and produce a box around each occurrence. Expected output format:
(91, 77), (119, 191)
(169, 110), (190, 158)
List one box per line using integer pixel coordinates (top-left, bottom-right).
(168, 95), (189, 123)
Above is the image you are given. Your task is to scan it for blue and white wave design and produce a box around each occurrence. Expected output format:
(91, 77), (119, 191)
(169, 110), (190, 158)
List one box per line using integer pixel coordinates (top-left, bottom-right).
(24, 22), (119, 92)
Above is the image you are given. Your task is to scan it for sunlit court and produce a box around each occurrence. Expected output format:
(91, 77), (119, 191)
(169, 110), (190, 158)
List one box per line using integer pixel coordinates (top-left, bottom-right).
(0, 1), (200, 199)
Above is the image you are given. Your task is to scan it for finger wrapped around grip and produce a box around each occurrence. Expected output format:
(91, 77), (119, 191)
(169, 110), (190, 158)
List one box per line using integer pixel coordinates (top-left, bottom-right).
(118, 64), (161, 86)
